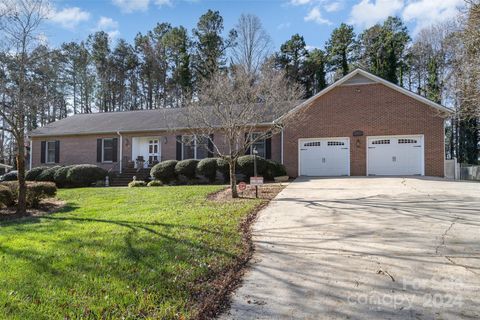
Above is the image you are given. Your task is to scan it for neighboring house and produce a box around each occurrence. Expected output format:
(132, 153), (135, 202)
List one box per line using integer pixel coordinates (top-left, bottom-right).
(28, 69), (451, 178)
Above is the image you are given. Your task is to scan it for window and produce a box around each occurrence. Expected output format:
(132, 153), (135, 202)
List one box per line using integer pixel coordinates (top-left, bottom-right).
(250, 133), (266, 158)
(181, 135), (211, 160)
(304, 141), (321, 147)
(398, 138), (417, 144)
(46, 141), (56, 163)
(372, 139), (390, 145)
(102, 138), (114, 162)
(196, 135), (209, 160)
(327, 141), (345, 146)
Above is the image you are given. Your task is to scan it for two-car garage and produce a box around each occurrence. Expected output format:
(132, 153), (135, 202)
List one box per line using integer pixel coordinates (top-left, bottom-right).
(299, 135), (424, 177)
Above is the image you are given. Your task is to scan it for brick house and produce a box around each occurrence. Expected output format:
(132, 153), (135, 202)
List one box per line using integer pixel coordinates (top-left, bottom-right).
(29, 69), (451, 178)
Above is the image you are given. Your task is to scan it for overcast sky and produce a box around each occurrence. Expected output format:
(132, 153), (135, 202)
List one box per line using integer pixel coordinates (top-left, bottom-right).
(44, 0), (465, 50)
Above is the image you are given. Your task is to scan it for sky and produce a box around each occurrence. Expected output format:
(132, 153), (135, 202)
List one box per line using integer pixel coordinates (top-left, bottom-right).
(44, 0), (466, 50)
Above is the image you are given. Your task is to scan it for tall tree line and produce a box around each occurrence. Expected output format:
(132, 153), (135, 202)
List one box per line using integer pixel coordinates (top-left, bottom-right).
(1, 3), (478, 167)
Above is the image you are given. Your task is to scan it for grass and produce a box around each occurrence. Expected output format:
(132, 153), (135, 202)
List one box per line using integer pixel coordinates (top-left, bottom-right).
(0, 186), (261, 319)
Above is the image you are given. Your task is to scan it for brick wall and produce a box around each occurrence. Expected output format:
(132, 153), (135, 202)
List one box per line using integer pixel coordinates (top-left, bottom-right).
(283, 83), (446, 177)
(31, 129), (282, 170)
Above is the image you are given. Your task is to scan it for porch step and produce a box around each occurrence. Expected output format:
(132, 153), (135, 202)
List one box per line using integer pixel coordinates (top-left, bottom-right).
(110, 168), (152, 186)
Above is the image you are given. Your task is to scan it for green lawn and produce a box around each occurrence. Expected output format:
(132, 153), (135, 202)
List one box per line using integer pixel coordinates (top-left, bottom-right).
(0, 186), (261, 319)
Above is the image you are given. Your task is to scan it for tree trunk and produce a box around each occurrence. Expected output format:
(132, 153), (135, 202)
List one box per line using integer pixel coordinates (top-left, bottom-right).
(229, 159), (238, 198)
(16, 135), (27, 214)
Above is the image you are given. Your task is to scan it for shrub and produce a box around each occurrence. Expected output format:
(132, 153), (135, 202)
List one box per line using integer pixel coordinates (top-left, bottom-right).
(53, 165), (75, 187)
(147, 180), (163, 187)
(26, 166), (49, 181)
(66, 164), (107, 187)
(265, 160), (288, 180)
(175, 159), (199, 179)
(236, 155), (267, 178)
(36, 166), (62, 182)
(216, 158), (230, 181)
(150, 160), (178, 183)
(197, 158), (218, 182)
(0, 181), (57, 208)
(1, 171), (18, 182)
(0, 185), (14, 207)
(26, 182), (57, 208)
(128, 180), (146, 187)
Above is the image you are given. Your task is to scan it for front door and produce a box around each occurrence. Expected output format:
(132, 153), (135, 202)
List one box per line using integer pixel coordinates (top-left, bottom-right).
(148, 139), (160, 165)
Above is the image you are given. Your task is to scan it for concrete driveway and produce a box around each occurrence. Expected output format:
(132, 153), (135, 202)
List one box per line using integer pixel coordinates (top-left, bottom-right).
(221, 177), (480, 320)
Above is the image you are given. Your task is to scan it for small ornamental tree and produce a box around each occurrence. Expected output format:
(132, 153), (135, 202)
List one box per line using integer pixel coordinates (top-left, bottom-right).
(179, 64), (303, 198)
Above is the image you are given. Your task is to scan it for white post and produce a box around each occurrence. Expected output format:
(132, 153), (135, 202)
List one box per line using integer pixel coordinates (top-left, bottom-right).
(117, 131), (123, 174)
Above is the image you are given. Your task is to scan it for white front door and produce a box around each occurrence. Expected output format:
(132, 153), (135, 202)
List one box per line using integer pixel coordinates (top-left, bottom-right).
(367, 135), (424, 176)
(132, 137), (161, 168)
(148, 139), (160, 164)
(299, 138), (350, 176)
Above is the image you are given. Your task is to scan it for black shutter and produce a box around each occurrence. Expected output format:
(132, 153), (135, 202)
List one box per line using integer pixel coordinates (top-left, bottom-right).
(112, 138), (118, 162)
(176, 135), (182, 160)
(54, 141), (60, 163)
(40, 141), (46, 164)
(207, 134), (214, 158)
(97, 139), (102, 162)
(265, 134), (272, 159)
(244, 133), (250, 155)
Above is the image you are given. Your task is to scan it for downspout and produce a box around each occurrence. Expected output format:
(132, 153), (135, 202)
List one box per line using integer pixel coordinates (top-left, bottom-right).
(280, 128), (284, 164)
(117, 131), (123, 174)
(29, 139), (32, 170)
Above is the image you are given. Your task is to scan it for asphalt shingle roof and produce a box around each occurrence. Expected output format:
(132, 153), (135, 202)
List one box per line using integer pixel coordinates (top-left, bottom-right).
(29, 103), (299, 137)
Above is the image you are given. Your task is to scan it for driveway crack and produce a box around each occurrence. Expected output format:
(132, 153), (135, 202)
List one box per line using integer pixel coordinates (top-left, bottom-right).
(435, 217), (459, 255)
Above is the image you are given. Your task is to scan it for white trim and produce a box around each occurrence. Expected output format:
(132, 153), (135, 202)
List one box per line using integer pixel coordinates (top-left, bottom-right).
(279, 69), (452, 123)
(117, 132), (123, 173)
(297, 137), (350, 177)
(366, 134), (425, 176)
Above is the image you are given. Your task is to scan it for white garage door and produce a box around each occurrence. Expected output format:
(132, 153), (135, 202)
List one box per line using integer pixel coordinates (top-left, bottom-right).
(367, 135), (424, 176)
(299, 138), (350, 176)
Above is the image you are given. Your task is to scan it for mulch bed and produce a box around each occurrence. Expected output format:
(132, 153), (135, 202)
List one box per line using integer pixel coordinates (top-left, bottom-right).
(195, 182), (287, 320)
(207, 183), (287, 202)
(0, 199), (66, 221)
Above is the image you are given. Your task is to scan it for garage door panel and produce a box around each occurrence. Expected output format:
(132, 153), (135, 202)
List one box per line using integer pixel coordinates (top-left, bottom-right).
(367, 136), (423, 176)
(299, 138), (349, 176)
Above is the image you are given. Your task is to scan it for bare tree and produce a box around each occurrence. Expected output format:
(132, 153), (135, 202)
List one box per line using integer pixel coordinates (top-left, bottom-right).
(0, 0), (49, 213)
(231, 14), (271, 74)
(180, 64), (303, 198)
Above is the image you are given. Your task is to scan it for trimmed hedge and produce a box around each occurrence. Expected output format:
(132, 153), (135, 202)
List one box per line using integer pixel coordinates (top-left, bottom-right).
(0, 185), (14, 207)
(1, 171), (18, 182)
(197, 158), (217, 182)
(66, 165), (107, 187)
(128, 180), (147, 187)
(1, 181), (57, 208)
(53, 165), (75, 187)
(37, 166), (62, 182)
(265, 160), (287, 180)
(216, 158), (230, 181)
(175, 159), (199, 179)
(150, 160), (178, 183)
(147, 180), (163, 187)
(26, 166), (49, 181)
(236, 155), (267, 178)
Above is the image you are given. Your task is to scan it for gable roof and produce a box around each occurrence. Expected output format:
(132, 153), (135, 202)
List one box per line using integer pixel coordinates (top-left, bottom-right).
(279, 68), (452, 122)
